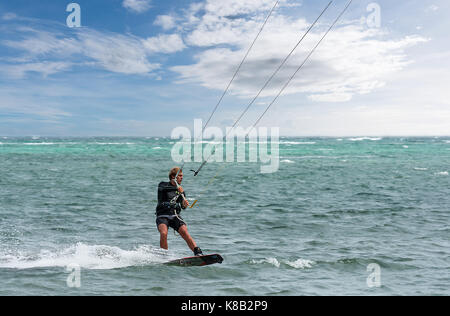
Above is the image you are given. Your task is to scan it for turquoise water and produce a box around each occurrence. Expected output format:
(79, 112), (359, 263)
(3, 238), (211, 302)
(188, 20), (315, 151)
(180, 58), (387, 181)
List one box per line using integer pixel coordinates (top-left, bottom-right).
(0, 137), (449, 296)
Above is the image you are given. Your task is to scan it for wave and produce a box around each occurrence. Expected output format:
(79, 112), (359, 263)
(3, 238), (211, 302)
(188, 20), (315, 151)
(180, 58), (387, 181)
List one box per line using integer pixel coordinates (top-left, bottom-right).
(280, 155), (344, 160)
(0, 142), (76, 146)
(249, 257), (315, 269)
(91, 142), (135, 145)
(188, 141), (316, 145)
(0, 142), (136, 146)
(281, 159), (295, 164)
(435, 171), (448, 176)
(192, 141), (223, 145)
(280, 141), (316, 145)
(285, 259), (316, 269)
(348, 137), (382, 141)
(0, 243), (171, 270)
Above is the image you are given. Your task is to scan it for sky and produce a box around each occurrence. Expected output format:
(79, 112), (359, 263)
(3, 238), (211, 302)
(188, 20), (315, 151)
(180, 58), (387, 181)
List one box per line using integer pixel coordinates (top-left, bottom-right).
(0, 0), (449, 137)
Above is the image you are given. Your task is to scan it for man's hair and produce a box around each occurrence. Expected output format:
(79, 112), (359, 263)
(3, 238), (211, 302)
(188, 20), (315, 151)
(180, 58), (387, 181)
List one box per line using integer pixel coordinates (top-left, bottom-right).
(169, 167), (181, 180)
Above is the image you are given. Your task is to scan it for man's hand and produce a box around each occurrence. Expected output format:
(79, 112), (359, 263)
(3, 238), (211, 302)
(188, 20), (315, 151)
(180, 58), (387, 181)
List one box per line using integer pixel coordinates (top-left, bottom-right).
(177, 186), (184, 193)
(182, 199), (189, 208)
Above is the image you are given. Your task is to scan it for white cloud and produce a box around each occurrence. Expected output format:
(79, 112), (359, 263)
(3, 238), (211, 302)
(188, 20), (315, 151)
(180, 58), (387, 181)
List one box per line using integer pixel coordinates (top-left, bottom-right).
(3, 28), (168, 76)
(2, 13), (18, 21)
(171, 9), (428, 102)
(142, 34), (186, 54)
(122, 0), (152, 13)
(182, 0), (291, 47)
(308, 92), (353, 103)
(4, 30), (82, 56)
(184, 14), (261, 47)
(268, 103), (450, 137)
(154, 15), (177, 31)
(78, 30), (160, 74)
(4, 61), (73, 79)
(203, 0), (281, 17)
(3, 18), (187, 77)
(426, 5), (439, 12)
(2, 1), (429, 102)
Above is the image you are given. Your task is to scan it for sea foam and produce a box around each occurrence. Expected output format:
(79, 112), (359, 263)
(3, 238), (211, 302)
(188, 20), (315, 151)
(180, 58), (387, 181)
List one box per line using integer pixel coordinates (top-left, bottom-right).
(348, 137), (382, 141)
(0, 243), (170, 270)
(250, 257), (315, 269)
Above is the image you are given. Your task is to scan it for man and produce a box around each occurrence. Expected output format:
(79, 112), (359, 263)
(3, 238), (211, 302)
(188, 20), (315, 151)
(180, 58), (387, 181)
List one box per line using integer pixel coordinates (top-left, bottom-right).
(156, 167), (203, 256)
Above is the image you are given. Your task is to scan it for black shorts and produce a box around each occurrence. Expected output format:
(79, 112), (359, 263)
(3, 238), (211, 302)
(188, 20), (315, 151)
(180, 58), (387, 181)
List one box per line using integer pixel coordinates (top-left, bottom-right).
(156, 216), (186, 232)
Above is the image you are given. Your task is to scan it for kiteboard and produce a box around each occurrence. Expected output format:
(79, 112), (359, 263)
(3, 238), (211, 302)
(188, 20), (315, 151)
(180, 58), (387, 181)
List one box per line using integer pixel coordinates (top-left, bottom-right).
(165, 254), (223, 267)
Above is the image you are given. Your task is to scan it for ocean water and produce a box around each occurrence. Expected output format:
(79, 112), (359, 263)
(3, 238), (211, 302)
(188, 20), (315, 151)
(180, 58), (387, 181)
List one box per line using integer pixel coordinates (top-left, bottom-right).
(0, 136), (449, 296)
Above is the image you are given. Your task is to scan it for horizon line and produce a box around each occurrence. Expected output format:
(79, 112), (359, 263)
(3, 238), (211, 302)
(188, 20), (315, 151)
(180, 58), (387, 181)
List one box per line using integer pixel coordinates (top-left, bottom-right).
(1, 135), (450, 138)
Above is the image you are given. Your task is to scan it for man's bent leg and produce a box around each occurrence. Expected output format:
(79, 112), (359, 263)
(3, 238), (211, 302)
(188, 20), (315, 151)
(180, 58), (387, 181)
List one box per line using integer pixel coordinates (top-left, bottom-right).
(178, 225), (197, 252)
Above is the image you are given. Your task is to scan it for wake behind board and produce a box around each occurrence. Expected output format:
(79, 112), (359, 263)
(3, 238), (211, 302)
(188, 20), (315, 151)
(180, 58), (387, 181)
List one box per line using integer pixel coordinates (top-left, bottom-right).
(165, 254), (223, 267)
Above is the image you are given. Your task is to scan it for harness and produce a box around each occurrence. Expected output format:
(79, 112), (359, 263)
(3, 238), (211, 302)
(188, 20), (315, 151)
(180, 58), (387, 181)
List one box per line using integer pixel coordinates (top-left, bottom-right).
(156, 166), (188, 227)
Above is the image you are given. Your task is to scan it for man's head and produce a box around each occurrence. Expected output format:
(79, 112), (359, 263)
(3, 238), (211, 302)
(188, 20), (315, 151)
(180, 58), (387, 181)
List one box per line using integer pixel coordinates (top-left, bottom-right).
(169, 167), (183, 184)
